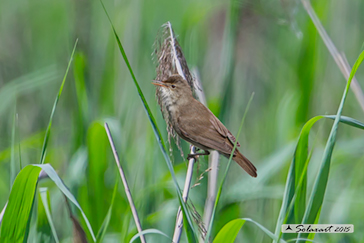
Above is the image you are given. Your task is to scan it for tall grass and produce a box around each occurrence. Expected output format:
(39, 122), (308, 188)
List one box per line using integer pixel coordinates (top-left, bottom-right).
(0, 0), (364, 242)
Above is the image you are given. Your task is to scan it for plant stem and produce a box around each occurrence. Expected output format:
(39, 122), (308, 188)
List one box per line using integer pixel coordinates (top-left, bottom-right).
(172, 146), (196, 243)
(301, 0), (364, 112)
(104, 123), (146, 243)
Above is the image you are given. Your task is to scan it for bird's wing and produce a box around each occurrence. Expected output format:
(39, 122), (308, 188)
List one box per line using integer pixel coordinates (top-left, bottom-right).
(177, 101), (238, 154)
(207, 109), (240, 147)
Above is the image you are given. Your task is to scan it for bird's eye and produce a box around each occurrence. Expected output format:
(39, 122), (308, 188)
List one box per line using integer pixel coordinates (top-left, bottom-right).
(171, 85), (176, 89)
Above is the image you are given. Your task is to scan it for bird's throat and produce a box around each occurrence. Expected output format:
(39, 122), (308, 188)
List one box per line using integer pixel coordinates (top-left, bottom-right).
(160, 88), (178, 117)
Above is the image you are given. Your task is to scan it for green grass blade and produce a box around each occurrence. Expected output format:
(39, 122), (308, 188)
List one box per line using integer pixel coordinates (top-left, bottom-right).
(205, 93), (254, 242)
(298, 50), (364, 240)
(40, 39), (78, 164)
(324, 115), (364, 129)
(0, 163), (96, 242)
(0, 165), (42, 242)
(241, 218), (286, 242)
(39, 187), (59, 243)
(182, 202), (197, 243)
(37, 188), (52, 242)
(33, 164), (96, 242)
(214, 218), (286, 243)
(129, 229), (172, 243)
(99, 0), (197, 237)
(96, 180), (118, 242)
(10, 107), (17, 187)
(274, 115), (364, 242)
(274, 115), (322, 241)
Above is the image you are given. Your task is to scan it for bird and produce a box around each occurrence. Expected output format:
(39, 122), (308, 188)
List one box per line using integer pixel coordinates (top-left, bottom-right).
(152, 74), (257, 177)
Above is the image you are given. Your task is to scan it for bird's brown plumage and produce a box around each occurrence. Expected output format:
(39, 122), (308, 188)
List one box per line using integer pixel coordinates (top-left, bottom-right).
(153, 74), (257, 177)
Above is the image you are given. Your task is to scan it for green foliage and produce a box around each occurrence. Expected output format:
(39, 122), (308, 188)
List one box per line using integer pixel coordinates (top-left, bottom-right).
(205, 93), (254, 242)
(96, 181), (118, 243)
(275, 115), (364, 241)
(0, 165), (41, 242)
(299, 50), (364, 240)
(38, 187), (59, 243)
(213, 218), (245, 243)
(99, 0), (197, 238)
(39, 40), (78, 165)
(275, 50), (364, 242)
(1, 0), (364, 242)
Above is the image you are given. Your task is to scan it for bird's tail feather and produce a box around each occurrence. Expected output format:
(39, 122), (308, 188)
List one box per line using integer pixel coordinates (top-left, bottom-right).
(232, 151), (257, 177)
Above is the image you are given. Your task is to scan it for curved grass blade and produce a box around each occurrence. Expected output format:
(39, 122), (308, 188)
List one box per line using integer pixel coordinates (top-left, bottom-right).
(213, 218), (245, 243)
(40, 39), (78, 164)
(0, 165), (42, 242)
(205, 93), (254, 242)
(33, 164), (96, 242)
(274, 116), (322, 242)
(39, 187), (59, 243)
(214, 218), (286, 243)
(98, 0), (197, 238)
(274, 115), (364, 242)
(129, 229), (172, 243)
(0, 164), (96, 242)
(298, 50), (364, 240)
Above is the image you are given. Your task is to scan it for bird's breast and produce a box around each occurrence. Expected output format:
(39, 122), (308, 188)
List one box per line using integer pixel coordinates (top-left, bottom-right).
(160, 89), (178, 117)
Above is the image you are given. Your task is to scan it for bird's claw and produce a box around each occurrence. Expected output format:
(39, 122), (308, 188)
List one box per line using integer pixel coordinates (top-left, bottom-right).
(187, 154), (199, 161)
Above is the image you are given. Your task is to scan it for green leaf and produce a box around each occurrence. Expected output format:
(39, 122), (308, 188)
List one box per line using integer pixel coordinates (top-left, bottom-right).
(205, 93), (254, 242)
(214, 218), (286, 243)
(213, 219), (245, 243)
(98, 0), (197, 237)
(40, 39), (78, 164)
(0, 165), (41, 242)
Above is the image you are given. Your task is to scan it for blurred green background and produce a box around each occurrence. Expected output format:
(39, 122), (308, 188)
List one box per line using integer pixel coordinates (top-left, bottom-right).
(0, 0), (364, 242)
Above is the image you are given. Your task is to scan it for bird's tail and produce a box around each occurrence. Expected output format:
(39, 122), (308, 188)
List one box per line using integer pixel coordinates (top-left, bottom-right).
(232, 150), (257, 177)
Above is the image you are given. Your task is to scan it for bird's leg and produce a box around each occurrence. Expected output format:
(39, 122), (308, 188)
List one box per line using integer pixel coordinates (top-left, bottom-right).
(187, 150), (210, 160)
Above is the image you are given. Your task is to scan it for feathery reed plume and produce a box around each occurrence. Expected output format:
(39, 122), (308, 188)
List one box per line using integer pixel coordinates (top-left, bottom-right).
(153, 21), (198, 156)
(154, 22), (207, 242)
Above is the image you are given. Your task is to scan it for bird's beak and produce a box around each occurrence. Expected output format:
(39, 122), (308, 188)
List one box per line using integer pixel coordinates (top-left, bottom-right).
(152, 80), (167, 88)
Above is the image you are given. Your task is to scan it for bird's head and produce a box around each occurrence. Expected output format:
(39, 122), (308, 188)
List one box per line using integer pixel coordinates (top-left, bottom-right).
(152, 74), (193, 102)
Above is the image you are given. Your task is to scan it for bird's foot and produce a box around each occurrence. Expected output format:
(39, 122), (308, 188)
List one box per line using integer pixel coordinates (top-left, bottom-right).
(187, 154), (199, 160)
(187, 150), (210, 161)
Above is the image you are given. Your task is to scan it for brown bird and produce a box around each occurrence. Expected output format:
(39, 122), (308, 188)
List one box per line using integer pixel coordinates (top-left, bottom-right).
(152, 74), (257, 177)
